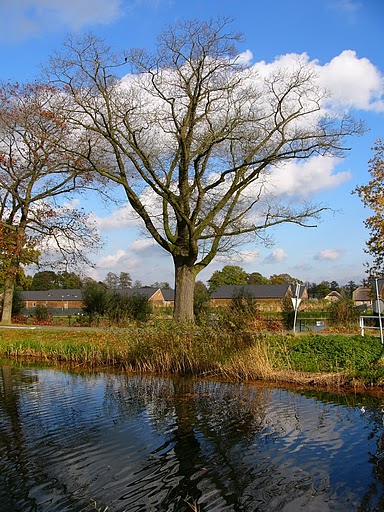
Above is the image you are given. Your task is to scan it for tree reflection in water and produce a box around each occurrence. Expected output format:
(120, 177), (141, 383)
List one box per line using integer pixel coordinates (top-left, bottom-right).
(1, 362), (384, 511)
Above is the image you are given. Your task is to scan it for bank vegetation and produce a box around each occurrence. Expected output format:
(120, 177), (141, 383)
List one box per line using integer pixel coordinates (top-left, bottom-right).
(1, 320), (383, 391)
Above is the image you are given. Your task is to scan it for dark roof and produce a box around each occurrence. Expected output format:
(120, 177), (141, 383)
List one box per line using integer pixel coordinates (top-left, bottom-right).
(352, 286), (372, 302)
(21, 289), (83, 300)
(21, 287), (175, 302)
(115, 287), (159, 299)
(211, 284), (292, 300)
(116, 287), (174, 300)
(161, 288), (175, 301)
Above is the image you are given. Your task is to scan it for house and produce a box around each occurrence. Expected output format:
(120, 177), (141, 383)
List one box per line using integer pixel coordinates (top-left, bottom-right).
(21, 287), (175, 316)
(115, 287), (174, 306)
(22, 289), (83, 314)
(352, 286), (373, 307)
(210, 284), (307, 312)
(324, 290), (343, 302)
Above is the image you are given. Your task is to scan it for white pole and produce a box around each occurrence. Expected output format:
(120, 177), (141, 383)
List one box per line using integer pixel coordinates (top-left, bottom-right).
(375, 278), (384, 346)
(293, 283), (300, 333)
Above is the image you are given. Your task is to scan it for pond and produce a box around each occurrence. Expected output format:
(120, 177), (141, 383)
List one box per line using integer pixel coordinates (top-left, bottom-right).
(1, 362), (384, 511)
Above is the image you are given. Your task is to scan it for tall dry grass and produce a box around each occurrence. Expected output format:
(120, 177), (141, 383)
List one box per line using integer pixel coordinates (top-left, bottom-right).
(0, 325), (383, 388)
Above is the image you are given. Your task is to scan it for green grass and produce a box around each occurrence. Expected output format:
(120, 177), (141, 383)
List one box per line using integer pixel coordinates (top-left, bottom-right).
(0, 326), (383, 388)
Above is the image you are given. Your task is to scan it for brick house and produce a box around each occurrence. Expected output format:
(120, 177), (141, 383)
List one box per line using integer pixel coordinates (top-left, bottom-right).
(21, 287), (174, 315)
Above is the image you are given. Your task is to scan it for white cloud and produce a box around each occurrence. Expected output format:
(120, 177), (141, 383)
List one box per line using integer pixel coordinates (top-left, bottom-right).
(263, 248), (288, 264)
(235, 49), (253, 67)
(262, 155), (351, 199)
(129, 239), (156, 252)
(92, 204), (141, 231)
(0, 0), (123, 41)
(217, 250), (260, 264)
(316, 50), (384, 112)
(250, 51), (384, 113)
(314, 248), (344, 261)
(97, 249), (129, 268)
(93, 236), (172, 283)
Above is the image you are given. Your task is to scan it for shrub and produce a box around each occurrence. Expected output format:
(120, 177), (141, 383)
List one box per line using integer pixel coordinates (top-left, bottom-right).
(105, 293), (132, 325)
(214, 288), (260, 330)
(34, 304), (50, 322)
(127, 293), (152, 323)
(281, 334), (382, 373)
(327, 298), (359, 328)
(82, 282), (109, 322)
(193, 282), (211, 323)
(12, 289), (25, 317)
(281, 295), (295, 330)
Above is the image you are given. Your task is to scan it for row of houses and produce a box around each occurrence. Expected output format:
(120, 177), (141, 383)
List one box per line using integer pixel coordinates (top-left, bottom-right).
(20, 283), (377, 316)
(21, 284), (305, 315)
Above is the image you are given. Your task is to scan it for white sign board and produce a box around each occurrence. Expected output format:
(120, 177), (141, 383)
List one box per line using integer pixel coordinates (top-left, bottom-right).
(373, 299), (384, 314)
(291, 298), (302, 310)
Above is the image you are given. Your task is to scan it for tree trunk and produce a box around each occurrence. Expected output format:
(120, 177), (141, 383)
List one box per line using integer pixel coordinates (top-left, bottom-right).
(1, 276), (15, 324)
(173, 259), (196, 322)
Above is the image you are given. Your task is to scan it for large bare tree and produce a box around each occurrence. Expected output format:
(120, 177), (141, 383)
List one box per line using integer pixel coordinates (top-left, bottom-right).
(0, 82), (100, 324)
(47, 18), (363, 321)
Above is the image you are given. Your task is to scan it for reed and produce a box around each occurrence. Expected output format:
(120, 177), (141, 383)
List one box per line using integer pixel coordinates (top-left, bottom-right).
(0, 326), (383, 388)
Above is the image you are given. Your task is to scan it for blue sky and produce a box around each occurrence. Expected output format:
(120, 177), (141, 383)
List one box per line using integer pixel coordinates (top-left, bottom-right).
(1, 0), (383, 286)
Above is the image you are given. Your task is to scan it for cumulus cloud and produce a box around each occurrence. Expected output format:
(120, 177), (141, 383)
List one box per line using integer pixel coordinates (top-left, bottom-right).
(94, 236), (171, 282)
(97, 249), (129, 268)
(235, 49), (253, 67)
(0, 0), (123, 41)
(314, 248), (344, 261)
(316, 50), (384, 112)
(250, 51), (384, 113)
(217, 250), (260, 264)
(263, 248), (288, 264)
(92, 204), (141, 231)
(264, 155), (351, 198)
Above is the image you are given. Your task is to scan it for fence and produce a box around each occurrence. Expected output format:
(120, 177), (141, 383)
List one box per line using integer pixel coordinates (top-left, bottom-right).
(22, 307), (83, 317)
(360, 315), (383, 337)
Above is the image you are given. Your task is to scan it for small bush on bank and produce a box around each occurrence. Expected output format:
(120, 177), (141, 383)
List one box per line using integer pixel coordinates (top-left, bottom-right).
(34, 305), (51, 322)
(278, 334), (382, 374)
(193, 282), (211, 323)
(327, 298), (359, 329)
(105, 293), (132, 325)
(213, 288), (261, 331)
(126, 293), (152, 323)
(281, 296), (295, 330)
(12, 289), (25, 317)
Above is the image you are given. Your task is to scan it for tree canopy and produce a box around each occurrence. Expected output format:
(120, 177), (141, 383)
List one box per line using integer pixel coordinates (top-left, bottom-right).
(42, 18), (363, 320)
(208, 265), (248, 291)
(354, 139), (384, 276)
(0, 81), (100, 323)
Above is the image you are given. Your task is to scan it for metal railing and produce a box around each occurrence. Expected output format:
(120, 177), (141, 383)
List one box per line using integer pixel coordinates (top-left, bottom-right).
(360, 315), (383, 339)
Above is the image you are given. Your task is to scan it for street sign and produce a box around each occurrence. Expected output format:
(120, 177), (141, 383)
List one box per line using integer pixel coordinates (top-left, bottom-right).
(291, 298), (302, 310)
(369, 278), (384, 296)
(373, 299), (384, 314)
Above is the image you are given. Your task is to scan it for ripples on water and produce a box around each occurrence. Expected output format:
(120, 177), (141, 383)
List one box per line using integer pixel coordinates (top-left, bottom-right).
(1, 363), (384, 511)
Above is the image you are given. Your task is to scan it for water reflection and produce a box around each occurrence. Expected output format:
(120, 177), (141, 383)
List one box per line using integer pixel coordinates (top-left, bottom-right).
(1, 362), (384, 511)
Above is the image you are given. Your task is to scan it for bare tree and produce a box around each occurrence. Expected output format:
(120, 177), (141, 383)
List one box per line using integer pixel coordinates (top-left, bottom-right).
(47, 18), (363, 321)
(0, 81), (100, 323)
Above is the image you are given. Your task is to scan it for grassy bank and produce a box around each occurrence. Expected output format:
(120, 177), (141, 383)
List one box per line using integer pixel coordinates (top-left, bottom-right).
(0, 326), (383, 389)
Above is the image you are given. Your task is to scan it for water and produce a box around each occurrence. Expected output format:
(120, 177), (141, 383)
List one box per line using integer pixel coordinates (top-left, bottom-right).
(1, 363), (384, 511)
